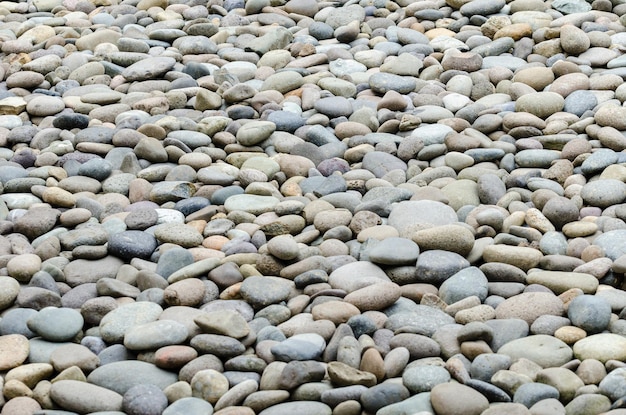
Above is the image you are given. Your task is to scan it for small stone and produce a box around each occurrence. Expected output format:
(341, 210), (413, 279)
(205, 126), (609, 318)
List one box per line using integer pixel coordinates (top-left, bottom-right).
(0, 334), (29, 370)
(439, 267), (488, 305)
(327, 361), (377, 387)
(123, 384), (169, 415)
(430, 383), (489, 415)
(258, 401), (331, 415)
(482, 245), (543, 271)
(567, 295), (611, 334)
(108, 231), (158, 261)
(525, 271), (599, 295)
(495, 292), (563, 325)
(344, 281), (402, 311)
(513, 382), (560, 408)
(564, 394), (610, 415)
(27, 307), (84, 342)
(123, 320), (189, 351)
(88, 360), (178, 395)
(412, 224), (475, 257)
(367, 237), (420, 265)
(535, 367), (584, 403)
(403, 365), (451, 393)
(50, 380), (123, 413)
(271, 333), (326, 361)
(194, 310), (250, 338)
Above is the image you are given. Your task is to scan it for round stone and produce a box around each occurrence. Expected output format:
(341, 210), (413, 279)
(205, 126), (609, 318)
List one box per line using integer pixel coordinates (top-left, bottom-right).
(567, 295), (611, 334)
(191, 369), (229, 404)
(0, 334), (30, 370)
(513, 382), (560, 408)
(580, 179), (626, 208)
(123, 384), (169, 415)
(430, 382), (489, 415)
(123, 320), (189, 351)
(108, 231), (158, 261)
(438, 267), (488, 305)
(258, 401), (331, 415)
(495, 292), (563, 325)
(515, 92), (565, 119)
(27, 307), (84, 342)
(498, 335), (573, 368)
(240, 276), (293, 309)
(7, 254), (41, 283)
(50, 380), (123, 413)
(26, 95), (65, 116)
(361, 383), (410, 413)
(403, 365), (451, 393)
(574, 334), (626, 364)
(0, 277), (21, 310)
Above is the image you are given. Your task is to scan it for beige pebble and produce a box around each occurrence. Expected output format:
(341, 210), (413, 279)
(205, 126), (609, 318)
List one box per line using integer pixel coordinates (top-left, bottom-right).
(455, 304), (496, 324)
(311, 300), (361, 324)
(554, 326), (587, 345)
(360, 348), (385, 382)
(562, 221), (598, 237)
(5, 363), (54, 389)
(524, 208), (555, 233)
(0, 277), (20, 311)
(411, 224), (475, 257)
(356, 225), (399, 242)
(0, 335), (30, 371)
(483, 245), (543, 271)
(164, 278), (207, 307)
(344, 281), (402, 312)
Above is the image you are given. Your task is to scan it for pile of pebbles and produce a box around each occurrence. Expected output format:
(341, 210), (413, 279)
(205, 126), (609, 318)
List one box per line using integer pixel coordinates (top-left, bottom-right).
(3, 0), (626, 413)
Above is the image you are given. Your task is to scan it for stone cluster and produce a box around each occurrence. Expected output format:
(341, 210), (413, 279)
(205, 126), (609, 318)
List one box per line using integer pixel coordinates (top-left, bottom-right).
(1, 0), (626, 414)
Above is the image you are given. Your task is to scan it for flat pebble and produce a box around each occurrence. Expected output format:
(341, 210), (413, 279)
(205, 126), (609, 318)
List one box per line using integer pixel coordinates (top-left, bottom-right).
(430, 382), (489, 415)
(87, 360), (179, 395)
(574, 334), (626, 364)
(498, 335), (573, 368)
(50, 380), (123, 413)
(27, 307), (84, 342)
(0, 335), (30, 370)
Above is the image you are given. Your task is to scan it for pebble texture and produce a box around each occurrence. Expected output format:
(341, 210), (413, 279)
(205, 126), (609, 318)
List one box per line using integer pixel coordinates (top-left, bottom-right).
(1, 0), (626, 414)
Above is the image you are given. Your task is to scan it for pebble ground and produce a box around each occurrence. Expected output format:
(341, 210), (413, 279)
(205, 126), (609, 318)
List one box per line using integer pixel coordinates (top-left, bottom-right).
(1, 0), (626, 414)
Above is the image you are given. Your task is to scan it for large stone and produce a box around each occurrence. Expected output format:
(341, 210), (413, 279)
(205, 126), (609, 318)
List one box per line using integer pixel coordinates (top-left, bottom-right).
(50, 380), (123, 413)
(573, 334), (626, 364)
(498, 335), (573, 368)
(87, 360), (178, 395)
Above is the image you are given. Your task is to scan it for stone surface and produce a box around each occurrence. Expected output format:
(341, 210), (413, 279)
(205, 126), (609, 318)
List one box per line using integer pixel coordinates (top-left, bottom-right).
(1, 1), (626, 414)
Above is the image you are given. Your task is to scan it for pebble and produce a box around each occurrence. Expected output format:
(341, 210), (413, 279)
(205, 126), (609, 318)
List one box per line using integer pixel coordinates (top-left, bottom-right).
(271, 334), (326, 362)
(513, 382), (560, 408)
(567, 295), (612, 334)
(574, 334), (626, 364)
(123, 384), (169, 415)
(438, 266), (488, 305)
(123, 320), (189, 350)
(258, 401), (331, 415)
(403, 365), (451, 393)
(367, 237), (420, 265)
(495, 292), (564, 325)
(430, 383), (489, 415)
(99, 302), (163, 344)
(526, 271), (599, 295)
(87, 360), (179, 395)
(50, 380), (123, 413)
(498, 335), (573, 368)
(26, 307), (84, 342)
(0, 335), (30, 370)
